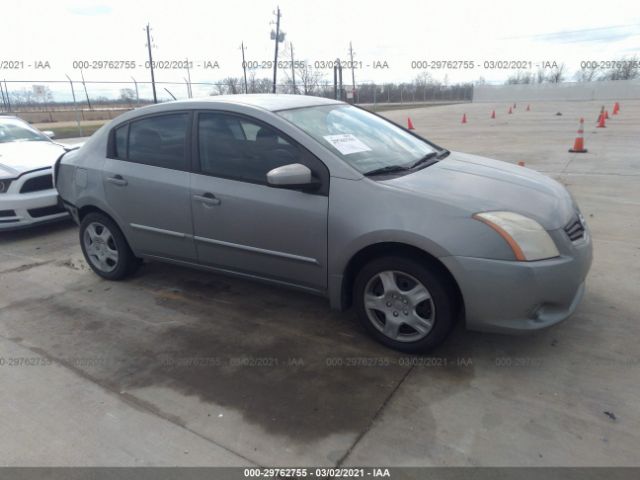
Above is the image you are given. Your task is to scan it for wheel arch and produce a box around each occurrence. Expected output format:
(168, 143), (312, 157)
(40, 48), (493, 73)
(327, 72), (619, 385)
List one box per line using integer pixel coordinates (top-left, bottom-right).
(339, 242), (464, 317)
(77, 204), (137, 255)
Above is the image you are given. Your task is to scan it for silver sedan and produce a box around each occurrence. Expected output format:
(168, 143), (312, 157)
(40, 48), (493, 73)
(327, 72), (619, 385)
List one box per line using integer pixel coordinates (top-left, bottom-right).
(55, 95), (592, 352)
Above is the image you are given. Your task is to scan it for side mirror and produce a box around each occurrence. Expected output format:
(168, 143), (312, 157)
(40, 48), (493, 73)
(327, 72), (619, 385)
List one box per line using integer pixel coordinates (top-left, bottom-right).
(42, 130), (56, 139)
(266, 163), (317, 190)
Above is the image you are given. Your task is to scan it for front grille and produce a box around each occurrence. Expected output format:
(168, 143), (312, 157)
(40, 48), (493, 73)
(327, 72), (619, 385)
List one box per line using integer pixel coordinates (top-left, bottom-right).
(564, 215), (585, 242)
(0, 209), (16, 218)
(28, 205), (66, 218)
(20, 174), (53, 193)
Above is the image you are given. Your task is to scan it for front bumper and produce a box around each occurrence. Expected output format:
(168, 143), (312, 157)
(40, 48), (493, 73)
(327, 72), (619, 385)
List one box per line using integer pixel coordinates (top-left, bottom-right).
(0, 169), (68, 231)
(441, 228), (593, 333)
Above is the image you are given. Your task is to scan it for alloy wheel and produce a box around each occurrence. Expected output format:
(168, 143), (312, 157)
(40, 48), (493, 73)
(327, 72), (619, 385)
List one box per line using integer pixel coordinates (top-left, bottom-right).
(83, 222), (119, 273)
(363, 270), (435, 342)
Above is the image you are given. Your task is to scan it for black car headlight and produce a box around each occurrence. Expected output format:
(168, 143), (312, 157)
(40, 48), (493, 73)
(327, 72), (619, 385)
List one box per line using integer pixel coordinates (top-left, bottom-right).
(0, 179), (13, 194)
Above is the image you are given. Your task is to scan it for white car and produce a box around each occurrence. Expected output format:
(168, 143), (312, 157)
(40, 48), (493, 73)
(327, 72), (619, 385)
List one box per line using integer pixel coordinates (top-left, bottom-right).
(0, 116), (72, 230)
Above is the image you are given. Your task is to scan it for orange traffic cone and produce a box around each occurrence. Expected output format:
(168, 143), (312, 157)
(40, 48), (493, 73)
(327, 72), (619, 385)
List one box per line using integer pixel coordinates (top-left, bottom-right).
(508, 106), (513, 114)
(491, 110), (496, 119)
(526, 104), (530, 111)
(613, 102), (620, 114)
(407, 117), (415, 130)
(517, 161), (525, 167)
(461, 113), (467, 124)
(569, 118), (588, 153)
(604, 110), (609, 119)
(597, 112), (606, 128)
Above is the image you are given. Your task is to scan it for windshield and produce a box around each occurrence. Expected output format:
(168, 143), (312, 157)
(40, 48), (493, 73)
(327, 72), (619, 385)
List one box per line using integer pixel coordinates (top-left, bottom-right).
(0, 118), (50, 144)
(277, 104), (437, 174)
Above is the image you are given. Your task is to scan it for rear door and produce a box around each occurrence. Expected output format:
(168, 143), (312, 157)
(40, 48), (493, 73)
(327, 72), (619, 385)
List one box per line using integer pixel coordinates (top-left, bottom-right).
(190, 111), (329, 291)
(103, 112), (196, 261)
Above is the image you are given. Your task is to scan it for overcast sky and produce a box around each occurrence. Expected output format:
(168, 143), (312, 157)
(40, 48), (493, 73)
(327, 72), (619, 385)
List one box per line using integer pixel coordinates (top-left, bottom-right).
(2, 0), (639, 99)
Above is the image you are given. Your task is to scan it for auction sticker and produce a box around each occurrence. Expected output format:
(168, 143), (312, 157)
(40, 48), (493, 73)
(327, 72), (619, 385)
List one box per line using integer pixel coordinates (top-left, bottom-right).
(323, 134), (371, 155)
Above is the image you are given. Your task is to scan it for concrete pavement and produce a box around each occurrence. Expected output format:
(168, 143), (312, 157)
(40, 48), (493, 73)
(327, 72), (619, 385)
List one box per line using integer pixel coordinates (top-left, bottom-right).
(0, 100), (638, 466)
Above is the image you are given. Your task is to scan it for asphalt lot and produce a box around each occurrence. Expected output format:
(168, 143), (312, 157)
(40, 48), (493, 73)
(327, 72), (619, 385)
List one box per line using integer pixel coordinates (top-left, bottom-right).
(1, 100), (638, 466)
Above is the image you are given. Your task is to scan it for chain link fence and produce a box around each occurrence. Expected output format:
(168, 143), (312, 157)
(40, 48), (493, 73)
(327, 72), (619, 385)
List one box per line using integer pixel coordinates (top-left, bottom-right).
(0, 77), (472, 137)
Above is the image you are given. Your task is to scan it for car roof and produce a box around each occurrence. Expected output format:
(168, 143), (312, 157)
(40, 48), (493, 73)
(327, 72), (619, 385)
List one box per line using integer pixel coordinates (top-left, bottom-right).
(147, 94), (343, 112)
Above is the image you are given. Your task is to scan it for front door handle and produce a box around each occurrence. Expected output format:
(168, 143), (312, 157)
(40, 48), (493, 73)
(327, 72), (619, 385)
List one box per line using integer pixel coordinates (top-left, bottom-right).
(107, 175), (128, 187)
(193, 192), (221, 206)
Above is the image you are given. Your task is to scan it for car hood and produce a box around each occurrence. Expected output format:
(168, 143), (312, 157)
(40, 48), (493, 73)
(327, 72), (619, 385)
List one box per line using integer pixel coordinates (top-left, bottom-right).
(0, 141), (67, 177)
(380, 151), (575, 230)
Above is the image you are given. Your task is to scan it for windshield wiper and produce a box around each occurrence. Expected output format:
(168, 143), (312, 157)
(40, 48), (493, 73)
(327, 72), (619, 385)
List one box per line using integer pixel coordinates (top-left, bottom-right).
(436, 149), (450, 159)
(364, 164), (411, 176)
(364, 149), (449, 177)
(407, 151), (438, 169)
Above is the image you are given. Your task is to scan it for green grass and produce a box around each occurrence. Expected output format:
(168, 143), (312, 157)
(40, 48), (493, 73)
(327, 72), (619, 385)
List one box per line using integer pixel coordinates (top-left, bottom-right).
(50, 123), (106, 139)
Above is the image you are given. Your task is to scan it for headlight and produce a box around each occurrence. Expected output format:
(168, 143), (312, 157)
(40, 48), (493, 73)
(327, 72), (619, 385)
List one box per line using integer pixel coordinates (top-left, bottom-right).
(474, 211), (560, 261)
(0, 179), (13, 194)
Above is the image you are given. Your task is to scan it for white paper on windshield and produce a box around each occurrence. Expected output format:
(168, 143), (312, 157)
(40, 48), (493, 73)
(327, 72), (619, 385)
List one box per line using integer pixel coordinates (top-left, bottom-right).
(323, 134), (371, 155)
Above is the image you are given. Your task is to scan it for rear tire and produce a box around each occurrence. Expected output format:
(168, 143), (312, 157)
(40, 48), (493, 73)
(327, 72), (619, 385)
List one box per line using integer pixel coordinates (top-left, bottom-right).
(354, 255), (456, 353)
(79, 212), (139, 280)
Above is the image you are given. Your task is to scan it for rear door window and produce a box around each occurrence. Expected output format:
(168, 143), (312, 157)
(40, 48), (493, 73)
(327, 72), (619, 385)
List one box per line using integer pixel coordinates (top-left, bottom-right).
(127, 113), (189, 170)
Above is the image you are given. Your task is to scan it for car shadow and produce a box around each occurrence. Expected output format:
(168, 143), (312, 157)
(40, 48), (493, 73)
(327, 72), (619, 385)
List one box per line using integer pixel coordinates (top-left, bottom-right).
(0, 218), (76, 244)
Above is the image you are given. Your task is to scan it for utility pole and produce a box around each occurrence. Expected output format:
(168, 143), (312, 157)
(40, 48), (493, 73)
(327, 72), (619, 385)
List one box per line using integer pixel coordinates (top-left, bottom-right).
(145, 23), (157, 103)
(290, 42), (297, 94)
(270, 6), (284, 94)
(348, 41), (356, 103)
(240, 42), (248, 94)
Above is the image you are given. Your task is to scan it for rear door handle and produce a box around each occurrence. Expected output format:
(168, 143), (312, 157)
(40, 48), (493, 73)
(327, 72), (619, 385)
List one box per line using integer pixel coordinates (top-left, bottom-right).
(193, 192), (221, 206)
(107, 175), (128, 187)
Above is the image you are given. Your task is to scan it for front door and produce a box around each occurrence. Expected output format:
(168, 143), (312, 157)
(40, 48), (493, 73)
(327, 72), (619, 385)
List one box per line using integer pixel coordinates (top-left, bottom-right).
(190, 111), (328, 291)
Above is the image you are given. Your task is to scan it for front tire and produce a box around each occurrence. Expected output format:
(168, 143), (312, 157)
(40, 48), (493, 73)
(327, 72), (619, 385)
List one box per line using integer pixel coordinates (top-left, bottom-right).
(79, 212), (139, 280)
(354, 256), (456, 353)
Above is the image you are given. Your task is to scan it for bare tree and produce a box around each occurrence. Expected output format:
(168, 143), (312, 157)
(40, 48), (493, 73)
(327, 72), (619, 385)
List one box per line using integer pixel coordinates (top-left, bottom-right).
(601, 56), (639, 80)
(546, 64), (565, 83)
(120, 88), (136, 106)
(211, 77), (242, 95)
(296, 64), (324, 95)
(505, 71), (534, 84)
(574, 64), (601, 82)
(247, 71), (272, 93)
